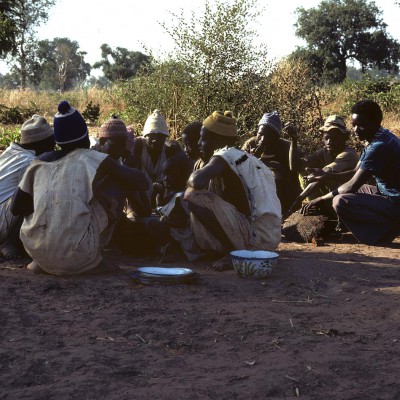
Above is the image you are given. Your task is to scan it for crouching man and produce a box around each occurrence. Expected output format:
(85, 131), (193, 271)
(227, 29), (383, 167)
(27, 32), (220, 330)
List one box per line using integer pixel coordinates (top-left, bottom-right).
(185, 111), (282, 271)
(11, 101), (148, 275)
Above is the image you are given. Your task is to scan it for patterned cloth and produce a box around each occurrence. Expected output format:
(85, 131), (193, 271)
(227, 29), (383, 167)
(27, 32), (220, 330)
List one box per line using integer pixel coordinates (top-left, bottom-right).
(187, 147), (282, 253)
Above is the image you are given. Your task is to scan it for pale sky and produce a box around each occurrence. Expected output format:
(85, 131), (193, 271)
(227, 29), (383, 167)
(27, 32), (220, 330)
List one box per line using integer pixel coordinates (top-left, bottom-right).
(2, 0), (400, 76)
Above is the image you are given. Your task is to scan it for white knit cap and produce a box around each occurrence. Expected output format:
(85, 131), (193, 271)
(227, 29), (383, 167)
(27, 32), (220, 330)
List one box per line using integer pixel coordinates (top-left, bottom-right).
(142, 109), (169, 137)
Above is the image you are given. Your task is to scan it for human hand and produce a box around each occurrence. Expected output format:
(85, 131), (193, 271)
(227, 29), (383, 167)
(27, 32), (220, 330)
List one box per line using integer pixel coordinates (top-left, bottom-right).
(300, 197), (323, 215)
(305, 167), (327, 184)
(284, 122), (298, 140)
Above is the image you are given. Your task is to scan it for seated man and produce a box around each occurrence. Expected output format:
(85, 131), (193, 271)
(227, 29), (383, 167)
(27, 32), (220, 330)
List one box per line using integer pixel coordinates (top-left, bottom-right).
(0, 115), (55, 259)
(242, 111), (301, 214)
(98, 116), (151, 218)
(181, 121), (202, 163)
(185, 111), (282, 271)
(129, 109), (183, 202)
(302, 100), (400, 245)
(146, 154), (200, 261)
(11, 101), (148, 275)
(287, 115), (359, 215)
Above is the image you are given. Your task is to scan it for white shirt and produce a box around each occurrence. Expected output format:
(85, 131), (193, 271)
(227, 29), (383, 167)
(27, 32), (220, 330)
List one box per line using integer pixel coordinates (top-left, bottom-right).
(0, 142), (36, 204)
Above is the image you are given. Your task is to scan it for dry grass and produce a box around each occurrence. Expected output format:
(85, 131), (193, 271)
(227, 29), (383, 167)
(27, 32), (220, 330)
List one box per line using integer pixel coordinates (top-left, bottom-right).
(0, 87), (399, 138)
(0, 88), (124, 126)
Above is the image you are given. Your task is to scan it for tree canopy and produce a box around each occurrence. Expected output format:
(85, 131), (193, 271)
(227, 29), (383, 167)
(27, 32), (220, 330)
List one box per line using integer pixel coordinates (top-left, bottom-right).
(161, 0), (273, 128)
(93, 44), (150, 81)
(294, 0), (400, 83)
(0, 0), (18, 56)
(34, 38), (91, 91)
(0, 0), (56, 88)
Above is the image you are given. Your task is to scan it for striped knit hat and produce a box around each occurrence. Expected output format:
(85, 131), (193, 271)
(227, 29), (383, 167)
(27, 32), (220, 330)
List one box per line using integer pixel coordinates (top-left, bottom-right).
(53, 100), (88, 145)
(20, 115), (54, 145)
(258, 111), (282, 135)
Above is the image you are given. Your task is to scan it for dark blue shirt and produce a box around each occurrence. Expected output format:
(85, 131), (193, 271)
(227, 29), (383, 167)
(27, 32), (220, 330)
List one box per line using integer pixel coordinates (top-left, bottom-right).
(360, 127), (400, 202)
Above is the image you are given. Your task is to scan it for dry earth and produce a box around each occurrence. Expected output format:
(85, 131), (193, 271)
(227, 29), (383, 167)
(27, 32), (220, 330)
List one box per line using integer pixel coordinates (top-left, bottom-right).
(1, 235), (400, 399)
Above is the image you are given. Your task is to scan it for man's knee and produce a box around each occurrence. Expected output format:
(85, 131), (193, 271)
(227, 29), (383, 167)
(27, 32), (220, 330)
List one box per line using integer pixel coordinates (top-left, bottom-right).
(332, 193), (347, 212)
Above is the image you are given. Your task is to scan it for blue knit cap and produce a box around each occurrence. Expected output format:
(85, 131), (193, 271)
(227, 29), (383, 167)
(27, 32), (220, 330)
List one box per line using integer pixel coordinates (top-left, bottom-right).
(258, 111), (282, 135)
(53, 100), (88, 145)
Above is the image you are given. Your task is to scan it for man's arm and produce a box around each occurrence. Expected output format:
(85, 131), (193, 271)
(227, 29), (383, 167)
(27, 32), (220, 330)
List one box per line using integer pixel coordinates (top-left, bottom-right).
(11, 188), (33, 217)
(187, 156), (228, 189)
(97, 156), (149, 192)
(305, 161), (361, 185)
(285, 123), (306, 172)
(301, 167), (372, 214)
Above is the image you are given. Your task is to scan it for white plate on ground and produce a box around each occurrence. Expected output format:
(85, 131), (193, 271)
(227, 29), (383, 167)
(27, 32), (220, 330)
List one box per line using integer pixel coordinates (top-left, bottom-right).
(137, 267), (194, 277)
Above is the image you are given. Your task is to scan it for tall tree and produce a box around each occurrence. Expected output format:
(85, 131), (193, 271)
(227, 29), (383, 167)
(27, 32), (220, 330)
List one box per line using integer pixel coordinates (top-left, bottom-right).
(2, 0), (56, 89)
(33, 38), (91, 91)
(294, 0), (400, 83)
(93, 44), (150, 81)
(161, 0), (273, 127)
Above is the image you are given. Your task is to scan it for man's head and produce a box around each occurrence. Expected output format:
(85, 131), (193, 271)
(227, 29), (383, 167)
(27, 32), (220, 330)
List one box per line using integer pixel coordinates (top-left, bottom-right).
(19, 114), (55, 155)
(181, 121), (202, 160)
(142, 109), (169, 152)
(350, 100), (383, 142)
(53, 100), (89, 151)
(319, 115), (349, 154)
(163, 154), (193, 191)
(99, 116), (128, 160)
(257, 111), (281, 147)
(199, 111), (238, 161)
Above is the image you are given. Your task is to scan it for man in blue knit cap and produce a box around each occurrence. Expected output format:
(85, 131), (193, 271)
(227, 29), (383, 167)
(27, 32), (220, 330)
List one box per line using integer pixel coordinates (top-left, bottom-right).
(242, 111), (301, 215)
(11, 101), (148, 275)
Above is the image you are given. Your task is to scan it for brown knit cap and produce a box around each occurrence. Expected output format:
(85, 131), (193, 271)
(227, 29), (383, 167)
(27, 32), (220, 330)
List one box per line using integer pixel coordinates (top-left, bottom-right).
(20, 114), (54, 145)
(202, 111), (238, 137)
(99, 116), (128, 138)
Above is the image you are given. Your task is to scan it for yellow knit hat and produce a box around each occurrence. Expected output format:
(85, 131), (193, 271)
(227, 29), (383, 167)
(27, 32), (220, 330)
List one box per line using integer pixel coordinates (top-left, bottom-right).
(142, 109), (169, 137)
(203, 111), (238, 137)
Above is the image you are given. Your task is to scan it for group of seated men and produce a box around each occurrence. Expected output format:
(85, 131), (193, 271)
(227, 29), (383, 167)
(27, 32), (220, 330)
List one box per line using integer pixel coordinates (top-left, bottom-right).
(0, 99), (399, 275)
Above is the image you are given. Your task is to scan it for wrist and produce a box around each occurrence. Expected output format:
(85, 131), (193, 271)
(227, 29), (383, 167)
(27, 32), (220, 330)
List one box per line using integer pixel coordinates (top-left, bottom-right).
(331, 189), (340, 197)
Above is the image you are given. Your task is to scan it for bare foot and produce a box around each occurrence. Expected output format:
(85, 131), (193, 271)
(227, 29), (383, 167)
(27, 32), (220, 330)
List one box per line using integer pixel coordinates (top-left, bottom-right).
(27, 261), (45, 274)
(206, 254), (233, 272)
(0, 243), (21, 260)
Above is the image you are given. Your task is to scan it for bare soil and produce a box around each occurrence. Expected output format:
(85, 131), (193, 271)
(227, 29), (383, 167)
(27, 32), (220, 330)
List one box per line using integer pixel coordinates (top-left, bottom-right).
(1, 235), (400, 399)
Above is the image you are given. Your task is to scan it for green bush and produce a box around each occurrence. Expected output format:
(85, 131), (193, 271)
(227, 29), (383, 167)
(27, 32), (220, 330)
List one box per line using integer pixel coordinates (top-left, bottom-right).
(340, 76), (400, 114)
(82, 101), (101, 124)
(0, 102), (39, 124)
(0, 126), (20, 149)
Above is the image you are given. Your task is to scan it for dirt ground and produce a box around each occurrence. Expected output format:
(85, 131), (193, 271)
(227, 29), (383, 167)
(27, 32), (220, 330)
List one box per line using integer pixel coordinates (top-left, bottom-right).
(1, 235), (400, 400)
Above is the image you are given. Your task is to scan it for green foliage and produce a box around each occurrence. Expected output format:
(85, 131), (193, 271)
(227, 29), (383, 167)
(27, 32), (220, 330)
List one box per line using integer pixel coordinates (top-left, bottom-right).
(3, 0), (56, 89)
(32, 38), (91, 91)
(0, 125), (20, 148)
(161, 0), (273, 130)
(268, 59), (327, 153)
(93, 44), (150, 82)
(0, 1), (18, 57)
(0, 102), (38, 124)
(82, 101), (100, 124)
(113, 0), (326, 153)
(294, 0), (400, 83)
(340, 76), (400, 114)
